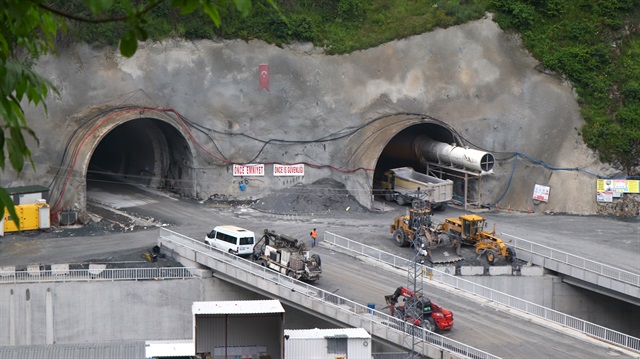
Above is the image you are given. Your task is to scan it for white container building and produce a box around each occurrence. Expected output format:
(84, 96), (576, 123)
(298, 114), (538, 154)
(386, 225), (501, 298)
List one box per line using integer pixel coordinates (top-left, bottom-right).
(284, 328), (372, 359)
(193, 300), (285, 359)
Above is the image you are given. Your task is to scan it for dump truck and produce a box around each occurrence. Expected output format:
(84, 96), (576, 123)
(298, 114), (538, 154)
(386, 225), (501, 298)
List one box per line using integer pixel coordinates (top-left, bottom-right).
(253, 229), (322, 283)
(384, 286), (453, 333)
(389, 205), (463, 264)
(436, 214), (516, 265)
(381, 167), (453, 210)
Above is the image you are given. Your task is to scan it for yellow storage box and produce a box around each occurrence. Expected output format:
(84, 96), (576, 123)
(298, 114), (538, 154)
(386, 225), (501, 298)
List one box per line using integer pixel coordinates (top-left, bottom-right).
(3, 202), (50, 233)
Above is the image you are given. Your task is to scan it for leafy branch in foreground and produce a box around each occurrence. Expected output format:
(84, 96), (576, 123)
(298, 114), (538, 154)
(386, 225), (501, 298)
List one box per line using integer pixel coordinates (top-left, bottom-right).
(0, 0), (275, 227)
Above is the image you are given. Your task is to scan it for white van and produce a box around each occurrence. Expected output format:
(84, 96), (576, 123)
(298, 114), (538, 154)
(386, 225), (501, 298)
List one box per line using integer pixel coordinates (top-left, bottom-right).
(205, 225), (255, 257)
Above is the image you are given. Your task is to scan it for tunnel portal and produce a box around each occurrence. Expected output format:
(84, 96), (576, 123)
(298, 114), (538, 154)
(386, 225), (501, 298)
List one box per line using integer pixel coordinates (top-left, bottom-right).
(371, 121), (490, 209)
(86, 118), (194, 196)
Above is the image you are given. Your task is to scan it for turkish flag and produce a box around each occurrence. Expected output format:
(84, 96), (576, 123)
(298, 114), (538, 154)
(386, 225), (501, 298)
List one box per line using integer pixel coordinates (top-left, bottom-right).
(259, 64), (269, 92)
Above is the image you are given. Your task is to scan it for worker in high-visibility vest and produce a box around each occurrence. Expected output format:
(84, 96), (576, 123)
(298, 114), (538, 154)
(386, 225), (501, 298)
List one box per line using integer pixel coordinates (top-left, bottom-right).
(310, 228), (317, 247)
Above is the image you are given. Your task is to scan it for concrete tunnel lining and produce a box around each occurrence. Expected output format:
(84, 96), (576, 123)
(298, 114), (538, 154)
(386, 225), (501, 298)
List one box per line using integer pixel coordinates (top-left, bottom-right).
(52, 108), (197, 216)
(89, 119), (161, 186)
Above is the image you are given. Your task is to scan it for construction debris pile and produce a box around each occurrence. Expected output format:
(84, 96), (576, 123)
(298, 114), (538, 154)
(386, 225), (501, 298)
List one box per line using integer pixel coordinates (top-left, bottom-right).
(251, 178), (371, 215)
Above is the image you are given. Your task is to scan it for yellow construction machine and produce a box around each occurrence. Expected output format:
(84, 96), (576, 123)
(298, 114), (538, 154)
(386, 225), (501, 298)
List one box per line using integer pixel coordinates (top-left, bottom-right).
(436, 214), (516, 264)
(389, 205), (463, 263)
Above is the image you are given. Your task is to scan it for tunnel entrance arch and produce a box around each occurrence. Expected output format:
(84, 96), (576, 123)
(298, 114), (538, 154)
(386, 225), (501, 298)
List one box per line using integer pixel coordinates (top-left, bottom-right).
(374, 122), (459, 183)
(50, 108), (196, 217)
(339, 113), (490, 210)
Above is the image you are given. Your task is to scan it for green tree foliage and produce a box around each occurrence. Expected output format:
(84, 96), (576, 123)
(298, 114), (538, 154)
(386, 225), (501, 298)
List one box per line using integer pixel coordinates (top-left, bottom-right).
(0, 0), (62, 226)
(0, 0), (274, 228)
(492, 0), (640, 173)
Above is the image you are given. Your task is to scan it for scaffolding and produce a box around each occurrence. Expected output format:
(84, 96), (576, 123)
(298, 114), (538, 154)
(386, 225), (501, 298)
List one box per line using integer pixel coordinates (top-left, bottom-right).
(424, 161), (488, 210)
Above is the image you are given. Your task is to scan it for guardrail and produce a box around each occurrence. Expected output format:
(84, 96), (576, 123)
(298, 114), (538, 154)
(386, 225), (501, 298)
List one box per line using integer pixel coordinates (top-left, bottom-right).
(503, 233), (640, 287)
(324, 231), (640, 353)
(371, 352), (406, 359)
(159, 228), (500, 359)
(0, 267), (195, 283)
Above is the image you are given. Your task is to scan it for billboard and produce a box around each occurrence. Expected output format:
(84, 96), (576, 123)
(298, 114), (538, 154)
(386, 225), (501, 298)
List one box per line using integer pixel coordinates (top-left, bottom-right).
(596, 179), (639, 194)
(595, 179), (639, 202)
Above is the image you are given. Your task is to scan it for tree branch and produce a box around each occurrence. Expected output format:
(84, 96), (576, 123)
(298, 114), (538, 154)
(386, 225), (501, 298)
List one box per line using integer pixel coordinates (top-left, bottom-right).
(38, 0), (167, 24)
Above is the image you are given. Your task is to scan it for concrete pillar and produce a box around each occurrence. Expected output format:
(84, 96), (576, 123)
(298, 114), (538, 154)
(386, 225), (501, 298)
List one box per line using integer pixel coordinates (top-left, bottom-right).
(46, 288), (53, 344)
(9, 289), (15, 345)
(25, 288), (31, 345)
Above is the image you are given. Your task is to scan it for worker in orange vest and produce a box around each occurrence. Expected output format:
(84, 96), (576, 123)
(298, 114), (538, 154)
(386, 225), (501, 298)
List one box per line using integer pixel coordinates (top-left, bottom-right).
(310, 228), (317, 247)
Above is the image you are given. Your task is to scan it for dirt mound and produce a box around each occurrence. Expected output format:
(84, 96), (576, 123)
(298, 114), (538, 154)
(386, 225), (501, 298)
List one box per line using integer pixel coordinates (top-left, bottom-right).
(595, 193), (640, 218)
(251, 178), (371, 215)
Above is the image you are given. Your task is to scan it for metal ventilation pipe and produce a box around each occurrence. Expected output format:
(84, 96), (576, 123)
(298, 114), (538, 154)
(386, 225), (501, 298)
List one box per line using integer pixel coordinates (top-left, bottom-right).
(414, 136), (494, 173)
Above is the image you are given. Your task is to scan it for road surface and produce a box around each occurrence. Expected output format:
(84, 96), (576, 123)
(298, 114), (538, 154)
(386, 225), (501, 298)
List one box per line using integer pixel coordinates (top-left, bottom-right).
(1, 181), (638, 358)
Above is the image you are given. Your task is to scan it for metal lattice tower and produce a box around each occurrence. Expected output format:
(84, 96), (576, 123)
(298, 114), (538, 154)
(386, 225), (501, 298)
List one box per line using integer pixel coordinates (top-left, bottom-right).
(403, 200), (430, 359)
(402, 251), (423, 358)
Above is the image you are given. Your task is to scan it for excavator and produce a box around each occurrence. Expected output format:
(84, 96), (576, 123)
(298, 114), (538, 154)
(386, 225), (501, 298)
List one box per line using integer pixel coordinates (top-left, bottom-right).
(384, 286), (453, 333)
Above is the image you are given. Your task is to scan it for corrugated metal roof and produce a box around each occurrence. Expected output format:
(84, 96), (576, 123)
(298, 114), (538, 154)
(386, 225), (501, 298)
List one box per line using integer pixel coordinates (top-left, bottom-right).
(192, 300), (285, 315)
(0, 341), (145, 359)
(284, 328), (371, 339)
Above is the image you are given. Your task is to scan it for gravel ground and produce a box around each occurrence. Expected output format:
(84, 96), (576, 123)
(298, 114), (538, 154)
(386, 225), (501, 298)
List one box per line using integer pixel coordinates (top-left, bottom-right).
(250, 178), (371, 215)
(4, 178), (370, 270)
(2, 203), (176, 271)
(4, 178), (523, 270)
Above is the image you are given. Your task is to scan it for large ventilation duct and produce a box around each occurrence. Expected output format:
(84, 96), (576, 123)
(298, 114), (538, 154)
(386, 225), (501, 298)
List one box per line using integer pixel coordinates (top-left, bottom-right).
(414, 136), (494, 173)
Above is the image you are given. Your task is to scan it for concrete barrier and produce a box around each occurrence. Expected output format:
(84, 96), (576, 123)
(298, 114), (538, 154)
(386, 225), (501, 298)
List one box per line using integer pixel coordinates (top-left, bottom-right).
(488, 266), (513, 276)
(433, 265), (456, 275)
(460, 266), (484, 276)
(0, 266), (15, 276)
(51, 264), (70, 276)
(88, 264), (107, 276)
(27, 264), (41, 276)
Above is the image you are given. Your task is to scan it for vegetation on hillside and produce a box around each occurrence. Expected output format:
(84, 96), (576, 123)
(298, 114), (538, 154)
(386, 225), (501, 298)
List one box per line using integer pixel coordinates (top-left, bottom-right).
(492, 0), (640, 173)
(60, 0), (640, 174)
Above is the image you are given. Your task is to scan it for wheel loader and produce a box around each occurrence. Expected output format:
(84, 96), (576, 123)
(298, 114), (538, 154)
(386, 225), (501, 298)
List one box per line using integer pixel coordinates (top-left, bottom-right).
(436, 214), (516, 264)
(389, 204), (463, 264)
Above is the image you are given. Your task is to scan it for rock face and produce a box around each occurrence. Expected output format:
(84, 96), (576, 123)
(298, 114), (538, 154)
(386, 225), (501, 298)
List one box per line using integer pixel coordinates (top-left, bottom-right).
(9, 14), (634, 216)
